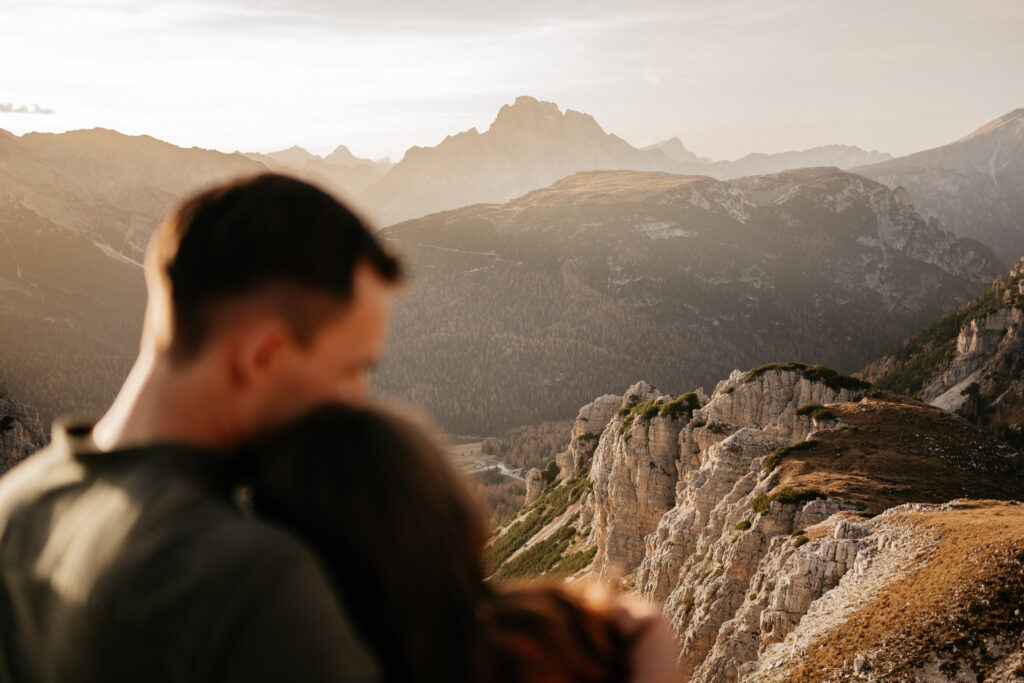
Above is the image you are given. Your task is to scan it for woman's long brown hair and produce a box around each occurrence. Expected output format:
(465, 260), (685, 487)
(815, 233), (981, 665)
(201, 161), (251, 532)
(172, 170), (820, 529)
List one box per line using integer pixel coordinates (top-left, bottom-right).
(241, 403), (632, 683)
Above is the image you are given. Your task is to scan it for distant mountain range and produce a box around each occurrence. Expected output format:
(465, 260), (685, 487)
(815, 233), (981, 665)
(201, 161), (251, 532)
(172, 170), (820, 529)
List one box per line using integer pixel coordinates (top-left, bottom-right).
(244, 144), (392, 198)
(0, 99), (1020, 432)
(853, 108), (1024, 265)
(372, 167), (998, 433)
(358, 96), (680, 225)
(0, 128), (271, 425)
(644, 136), (891, 177)
(357, 96), (893, 225)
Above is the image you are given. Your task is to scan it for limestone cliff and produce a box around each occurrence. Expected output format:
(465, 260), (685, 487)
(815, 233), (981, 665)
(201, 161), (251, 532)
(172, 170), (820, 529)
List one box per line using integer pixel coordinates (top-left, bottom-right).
(489, 364), (1024, 681)
(863, 256), (1024, 447)
(555, 392), (621, 481)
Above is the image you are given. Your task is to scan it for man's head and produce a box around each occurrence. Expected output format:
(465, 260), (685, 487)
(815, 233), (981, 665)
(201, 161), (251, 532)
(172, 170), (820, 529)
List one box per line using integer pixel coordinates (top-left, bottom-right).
(142, 173), (402, 437)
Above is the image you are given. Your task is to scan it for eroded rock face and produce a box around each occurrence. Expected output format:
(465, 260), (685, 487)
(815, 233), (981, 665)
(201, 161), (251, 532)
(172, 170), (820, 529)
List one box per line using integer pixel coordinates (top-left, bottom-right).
(860, 257), (1024, 445)
(524, 467), (544, 505)
(555, 393), (621, 480)
(0, 381), (45, 474)
(588, 369), (861, 591)
(925, 306), (1024, 412)
(618, 368), (866, 680)
(589, 381), (692, 581)
(499, 363), (1024, 680)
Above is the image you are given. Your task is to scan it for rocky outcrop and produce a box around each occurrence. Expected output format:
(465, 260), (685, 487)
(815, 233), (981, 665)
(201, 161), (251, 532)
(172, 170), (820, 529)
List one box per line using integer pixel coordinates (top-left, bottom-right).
(555, 393), (621, 480)
(491, 363), (1024, 680)
(628, 368), (866, 680)
(589, 381), (700, 582)
(864, 256), (1024, 446)
(750, 500), (1024, 682)
(0, 381), (45, 474)
(925, 306), (1024, 411)
(523, 467), (544, 505)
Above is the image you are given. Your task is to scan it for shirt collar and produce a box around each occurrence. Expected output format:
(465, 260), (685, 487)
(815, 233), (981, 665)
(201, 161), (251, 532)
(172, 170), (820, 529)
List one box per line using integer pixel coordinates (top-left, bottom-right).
(50, 416), (236, 488)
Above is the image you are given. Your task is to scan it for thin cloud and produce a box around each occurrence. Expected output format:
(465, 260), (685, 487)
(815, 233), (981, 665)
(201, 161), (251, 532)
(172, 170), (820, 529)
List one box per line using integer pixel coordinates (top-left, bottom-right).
(0, 103), (56, 115)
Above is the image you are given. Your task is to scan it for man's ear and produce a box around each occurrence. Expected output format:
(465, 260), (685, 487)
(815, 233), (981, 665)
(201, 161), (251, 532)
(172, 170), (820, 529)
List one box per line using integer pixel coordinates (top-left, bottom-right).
(228, 319), (292, 389)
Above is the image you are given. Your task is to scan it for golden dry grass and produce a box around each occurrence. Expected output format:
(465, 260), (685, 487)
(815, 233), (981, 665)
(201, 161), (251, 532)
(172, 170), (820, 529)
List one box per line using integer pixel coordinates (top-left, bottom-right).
(783, 501), (1024, 681)
(772, 393), (1024, 514)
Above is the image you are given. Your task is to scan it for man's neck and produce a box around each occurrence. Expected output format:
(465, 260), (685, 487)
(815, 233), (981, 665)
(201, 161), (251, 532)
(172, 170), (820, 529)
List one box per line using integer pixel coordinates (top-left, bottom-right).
(92, 349), (232, 453)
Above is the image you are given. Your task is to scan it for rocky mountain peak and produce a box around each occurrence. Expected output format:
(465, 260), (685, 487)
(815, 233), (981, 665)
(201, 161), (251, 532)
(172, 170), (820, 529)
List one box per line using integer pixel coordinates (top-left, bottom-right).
(489, 95), (566, 134)
(266, 145), (318, 167)
(324, 144), (363, 166)
(852, 107), (1024, 262)
(958, 106), (1024, 144)
(644, 137), (709, 165)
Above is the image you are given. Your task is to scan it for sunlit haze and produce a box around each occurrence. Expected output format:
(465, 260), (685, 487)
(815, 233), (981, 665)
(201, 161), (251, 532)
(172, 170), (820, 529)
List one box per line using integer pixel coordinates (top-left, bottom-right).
(2, 0), (1023, 161)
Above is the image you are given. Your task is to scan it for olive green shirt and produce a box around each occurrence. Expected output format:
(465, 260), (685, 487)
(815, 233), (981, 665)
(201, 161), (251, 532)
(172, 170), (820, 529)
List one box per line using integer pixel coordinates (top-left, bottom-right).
(0, 421), (379, 683)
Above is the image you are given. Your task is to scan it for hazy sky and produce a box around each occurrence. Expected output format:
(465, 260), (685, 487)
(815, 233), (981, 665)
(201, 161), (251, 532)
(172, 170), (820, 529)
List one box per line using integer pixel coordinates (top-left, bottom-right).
(2, 0), (1022, 162)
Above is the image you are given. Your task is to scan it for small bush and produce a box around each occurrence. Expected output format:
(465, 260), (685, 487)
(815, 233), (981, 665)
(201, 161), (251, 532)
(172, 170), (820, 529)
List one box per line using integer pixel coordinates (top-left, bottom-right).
(791, 528), (805, 537)
(749, 592), (757, 601)
(735, 520), (751, 531)
(660, 392), (701, 420)
(858, 510), (877, 519)
(541, 460), (560, 485)
(744, 362), (870, 392)
(618, 413), (636, 436)
(752, 487), (826, 515)
(642, 401), (663, 420)
(682, 592), (695, 615)
(794, 401), (819, 417)
(723, 386), (735, 395)
(865, 386), (883, 398)
(764, 439), (820, 472)
(801, 365), (871, 392)
(697, 569), (713, 584)
(745, 362), (808, 383)
(795, 402), (835, 420)
(688, 418), (707, 430)
(751, 494), (771, 515)
(793, 534), (809, 548)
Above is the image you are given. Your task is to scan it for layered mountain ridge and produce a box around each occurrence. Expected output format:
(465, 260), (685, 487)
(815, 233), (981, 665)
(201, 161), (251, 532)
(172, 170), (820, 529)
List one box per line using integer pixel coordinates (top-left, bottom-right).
(374, 166), (999, 433)
(360, 95), (894, 225)
(854, 108), (1024, 264)
(1, 101), (1020, 433)
(244, 144), (392, 197)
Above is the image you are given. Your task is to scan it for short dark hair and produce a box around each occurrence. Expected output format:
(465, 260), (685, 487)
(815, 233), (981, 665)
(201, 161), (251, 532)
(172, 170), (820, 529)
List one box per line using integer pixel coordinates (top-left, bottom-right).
(147, 173), (402, 361)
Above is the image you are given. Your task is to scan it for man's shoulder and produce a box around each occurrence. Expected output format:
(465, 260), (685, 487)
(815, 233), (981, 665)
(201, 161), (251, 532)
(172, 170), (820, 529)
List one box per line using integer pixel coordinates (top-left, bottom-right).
(0, 438), (317, 593)
(0, 442), (377, 682)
